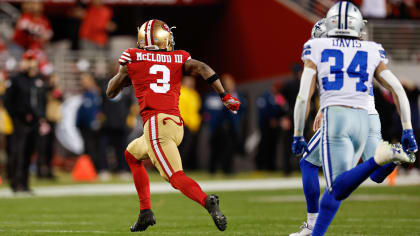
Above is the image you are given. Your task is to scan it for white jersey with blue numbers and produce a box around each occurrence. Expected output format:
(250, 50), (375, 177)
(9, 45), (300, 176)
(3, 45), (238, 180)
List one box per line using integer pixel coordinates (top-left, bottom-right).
(302, 38), (388, 112)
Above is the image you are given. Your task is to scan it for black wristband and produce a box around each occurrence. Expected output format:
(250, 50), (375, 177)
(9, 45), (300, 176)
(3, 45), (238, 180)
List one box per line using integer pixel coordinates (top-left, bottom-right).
(206, 74), (220, 85)
(219, 91), (228, 99)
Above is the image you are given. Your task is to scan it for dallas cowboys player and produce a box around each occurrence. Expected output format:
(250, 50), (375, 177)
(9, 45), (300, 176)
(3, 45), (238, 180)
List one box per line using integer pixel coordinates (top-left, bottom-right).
(290, 17), (410, 236)
(291, 2), (417, 236)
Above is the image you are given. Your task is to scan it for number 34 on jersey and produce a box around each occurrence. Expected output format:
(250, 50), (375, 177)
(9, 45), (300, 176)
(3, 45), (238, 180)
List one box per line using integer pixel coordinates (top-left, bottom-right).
(301, 37), (388, 111)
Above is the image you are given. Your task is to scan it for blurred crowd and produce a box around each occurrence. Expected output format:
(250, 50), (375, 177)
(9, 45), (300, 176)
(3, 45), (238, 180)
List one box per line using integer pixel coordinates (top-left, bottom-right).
(1, 1), (420, 194)
(359, 0), (420, 19)
(0, 0), (120, 193)
(307, 0), (420, 19)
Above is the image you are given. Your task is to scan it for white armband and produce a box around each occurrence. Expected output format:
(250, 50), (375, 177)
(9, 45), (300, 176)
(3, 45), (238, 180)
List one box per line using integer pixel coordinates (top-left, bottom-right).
(293, 67), (316, 136)
(379, 69), (412, 130)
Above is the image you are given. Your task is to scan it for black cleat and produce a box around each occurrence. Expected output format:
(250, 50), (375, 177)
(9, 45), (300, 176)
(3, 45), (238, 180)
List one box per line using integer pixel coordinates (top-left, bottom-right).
(130, 209), (156, 232)
(205, 194), (227, 231)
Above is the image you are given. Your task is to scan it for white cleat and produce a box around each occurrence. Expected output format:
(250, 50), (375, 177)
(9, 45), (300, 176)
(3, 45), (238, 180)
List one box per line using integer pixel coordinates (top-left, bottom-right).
(374, 141), (415, 166)
(289, 222), (313, 236)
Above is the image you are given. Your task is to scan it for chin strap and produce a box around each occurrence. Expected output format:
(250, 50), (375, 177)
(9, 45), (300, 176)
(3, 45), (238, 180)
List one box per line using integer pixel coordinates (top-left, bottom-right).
(168, 26), (176, 50)
(143, 45), (160, 50)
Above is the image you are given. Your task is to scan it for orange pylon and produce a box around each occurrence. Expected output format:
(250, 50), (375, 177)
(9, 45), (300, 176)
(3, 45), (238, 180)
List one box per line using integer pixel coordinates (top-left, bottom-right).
(72, 154), (97, 182)
(387, 166), (398, 186)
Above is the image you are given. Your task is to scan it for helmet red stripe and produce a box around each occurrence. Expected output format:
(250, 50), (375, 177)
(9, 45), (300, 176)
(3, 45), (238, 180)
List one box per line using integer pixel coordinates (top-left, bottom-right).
(150, 20), (156, 45)
(144, 20), (149, 46)
(145, 20), (154, 46)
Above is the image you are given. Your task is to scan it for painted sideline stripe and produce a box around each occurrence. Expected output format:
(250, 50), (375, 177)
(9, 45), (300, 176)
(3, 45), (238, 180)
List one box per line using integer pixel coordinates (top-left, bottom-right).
(0, 176), (419, 198)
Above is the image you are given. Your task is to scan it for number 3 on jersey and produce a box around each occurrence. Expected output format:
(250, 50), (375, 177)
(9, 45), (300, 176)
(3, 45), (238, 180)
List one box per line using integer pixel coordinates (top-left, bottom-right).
(150, 64), (170, 93)
(321, 49), (368, 92)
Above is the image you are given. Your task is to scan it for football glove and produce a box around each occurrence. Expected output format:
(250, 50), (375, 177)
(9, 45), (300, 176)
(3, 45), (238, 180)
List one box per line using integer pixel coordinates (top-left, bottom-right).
(221, 93), (241, 114)
(292, 136), (308, 155)
(401, 129), (418, 153)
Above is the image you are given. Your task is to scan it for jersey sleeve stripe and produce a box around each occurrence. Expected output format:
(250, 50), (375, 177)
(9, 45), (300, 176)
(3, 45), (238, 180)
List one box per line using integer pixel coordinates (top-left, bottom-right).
(120, 55), (132, 61)
(187, 56), (191, 60)
(119, 59), (126, 64)
(122, 52), (130, 57)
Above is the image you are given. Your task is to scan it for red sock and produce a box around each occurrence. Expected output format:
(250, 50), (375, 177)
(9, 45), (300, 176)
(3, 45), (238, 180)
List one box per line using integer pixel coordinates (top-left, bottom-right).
(125, 150), (151, 210)
(169, 171), (208, 207)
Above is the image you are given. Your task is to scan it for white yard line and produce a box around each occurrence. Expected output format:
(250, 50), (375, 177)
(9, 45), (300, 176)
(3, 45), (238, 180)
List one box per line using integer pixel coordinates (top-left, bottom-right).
(0, 175), (418, 198)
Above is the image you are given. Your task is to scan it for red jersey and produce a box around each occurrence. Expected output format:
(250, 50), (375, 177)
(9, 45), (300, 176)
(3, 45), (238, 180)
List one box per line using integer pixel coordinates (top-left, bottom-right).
(13, 13), (52, 50)
(79, 5), (113, 46)
(119, 48), (191, 122)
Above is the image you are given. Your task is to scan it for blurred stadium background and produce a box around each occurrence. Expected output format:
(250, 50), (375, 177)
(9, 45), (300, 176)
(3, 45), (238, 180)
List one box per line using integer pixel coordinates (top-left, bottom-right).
(0, 0), (420, 235)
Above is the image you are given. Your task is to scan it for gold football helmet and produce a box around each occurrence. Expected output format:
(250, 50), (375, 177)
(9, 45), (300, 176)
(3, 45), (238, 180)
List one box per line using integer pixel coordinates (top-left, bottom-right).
(137, 19), (175, 51)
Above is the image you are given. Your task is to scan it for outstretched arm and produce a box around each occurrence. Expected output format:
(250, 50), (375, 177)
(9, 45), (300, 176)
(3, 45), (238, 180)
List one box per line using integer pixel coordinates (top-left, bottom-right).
(375, 62), (418, 152)
(106, 65), (131, 98)
(184, 59), (240, 113)
(184, 59), (224, 94)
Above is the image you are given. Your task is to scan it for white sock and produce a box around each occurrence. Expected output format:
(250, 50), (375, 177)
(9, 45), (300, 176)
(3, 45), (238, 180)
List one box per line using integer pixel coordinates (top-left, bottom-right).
(307, 213), (318, 227)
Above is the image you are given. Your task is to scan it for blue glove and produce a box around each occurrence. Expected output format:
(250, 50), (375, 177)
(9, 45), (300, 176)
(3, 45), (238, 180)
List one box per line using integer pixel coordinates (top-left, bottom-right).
(401, 129), (418, 153)
(292, 136), (308, 155)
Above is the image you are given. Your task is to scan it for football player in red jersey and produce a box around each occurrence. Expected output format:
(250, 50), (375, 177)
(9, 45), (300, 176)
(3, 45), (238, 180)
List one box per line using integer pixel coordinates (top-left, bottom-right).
(106, 19), (240, 232)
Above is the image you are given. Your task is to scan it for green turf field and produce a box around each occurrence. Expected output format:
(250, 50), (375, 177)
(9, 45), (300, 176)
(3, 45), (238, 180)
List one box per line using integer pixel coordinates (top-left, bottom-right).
(0, 186), (419, 236)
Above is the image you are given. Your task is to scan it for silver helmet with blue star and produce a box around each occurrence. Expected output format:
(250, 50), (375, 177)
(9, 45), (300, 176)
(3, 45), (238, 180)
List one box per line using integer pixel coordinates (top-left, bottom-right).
(325, 1), (365, 38)
(311, 18), (327, 38)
